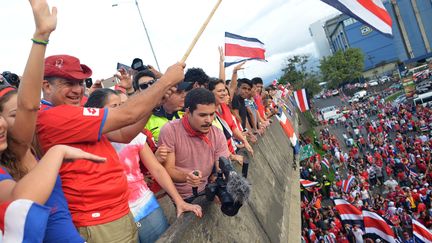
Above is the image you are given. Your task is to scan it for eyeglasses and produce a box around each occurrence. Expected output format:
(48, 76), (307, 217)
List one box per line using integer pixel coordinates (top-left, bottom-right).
(138, 79), (155, 90)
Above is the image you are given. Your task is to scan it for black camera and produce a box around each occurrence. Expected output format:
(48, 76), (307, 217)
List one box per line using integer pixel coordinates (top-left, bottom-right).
(85, 78), (93, 88)
(1, 71), (20, 88)
(205, 157), (250, 216)
(131, 58), (149, 72)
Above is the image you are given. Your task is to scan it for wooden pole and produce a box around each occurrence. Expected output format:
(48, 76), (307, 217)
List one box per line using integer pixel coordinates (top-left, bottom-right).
(180, 0), (222, 63)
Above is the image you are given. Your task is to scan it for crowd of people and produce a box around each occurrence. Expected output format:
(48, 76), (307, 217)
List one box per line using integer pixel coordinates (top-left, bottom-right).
(301, 85), (432, 242)
(0, 1), (293, 242)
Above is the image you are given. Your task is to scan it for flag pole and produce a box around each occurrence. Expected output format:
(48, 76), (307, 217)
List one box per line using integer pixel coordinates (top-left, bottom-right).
(135, 0), (161, 71)
(180, 0), (222, 63)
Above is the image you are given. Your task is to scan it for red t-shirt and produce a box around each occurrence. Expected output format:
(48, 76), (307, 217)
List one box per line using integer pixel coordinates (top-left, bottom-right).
(254, 94), (266, 120)
(37, 105), (130, 227)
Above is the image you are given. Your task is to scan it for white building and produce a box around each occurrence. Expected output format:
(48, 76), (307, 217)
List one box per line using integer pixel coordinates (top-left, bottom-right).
(309, 20), (332, 59)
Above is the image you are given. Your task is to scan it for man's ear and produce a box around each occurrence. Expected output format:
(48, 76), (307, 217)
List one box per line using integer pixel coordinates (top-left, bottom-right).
(185, 107), (190, 116)
(41, 80), (51, 97)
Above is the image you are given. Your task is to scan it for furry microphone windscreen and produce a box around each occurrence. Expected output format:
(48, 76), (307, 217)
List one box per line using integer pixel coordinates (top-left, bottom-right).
(227, 172), (251, 203)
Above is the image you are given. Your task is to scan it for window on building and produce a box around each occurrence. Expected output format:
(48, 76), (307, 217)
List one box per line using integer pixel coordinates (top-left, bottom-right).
(343, 18), (357, 27)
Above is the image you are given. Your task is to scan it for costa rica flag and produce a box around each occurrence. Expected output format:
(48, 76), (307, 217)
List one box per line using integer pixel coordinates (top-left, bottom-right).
(300, 179), (319, 188)
(334, 199), (364, 227)
(341, 175), (355, 193)
(321, 158), (331, 169)
(320, 0), (392, 35)
(293, 89), (310, 113)
(276, 112), (300, 154)
(224, 32), (266, 67)
(362, 210), (396, 243)
(413, 219), (432, 243)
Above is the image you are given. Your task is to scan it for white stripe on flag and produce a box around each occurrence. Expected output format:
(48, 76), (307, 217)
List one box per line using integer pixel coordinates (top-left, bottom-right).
(4, 200), (32, 243)
(294, 92), (301, 111)
(413, 219), (432, 243)
(322, 0), (392, 35)
(302, 89), (310, 111)
(225, 37), (265, 49)
(339, 214), (364, 221)
(3, 199), (50, 243)
(363, 211), (396, 243)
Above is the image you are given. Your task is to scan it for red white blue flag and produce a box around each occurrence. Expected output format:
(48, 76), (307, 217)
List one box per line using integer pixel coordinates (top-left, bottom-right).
(413, 219), (432, 243)
(321, 158), (331, 169)
(293, 89), (310, 113)
(1, 199), (50, 243)
(300, 179), (318, 188)
(320, 0), (392, 35)
(341, 175), (355, 193)
(334, 199), (364, 226)
(224, 32), (266, 67)
(276, 112), (300, 154)
(362, 210), (396, 243)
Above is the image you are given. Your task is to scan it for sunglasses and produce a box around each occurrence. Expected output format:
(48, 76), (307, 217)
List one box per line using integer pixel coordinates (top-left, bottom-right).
(138, 79), (156, 90)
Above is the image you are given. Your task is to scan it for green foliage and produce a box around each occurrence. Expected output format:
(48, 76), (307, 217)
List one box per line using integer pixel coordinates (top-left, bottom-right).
(319, 48), (364, 89)
(279, 54), (322, 96)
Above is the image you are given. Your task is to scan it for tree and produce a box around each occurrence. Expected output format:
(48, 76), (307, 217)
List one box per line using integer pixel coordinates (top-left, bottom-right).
(319, 48), (364, 88)
(279, 55), (321, 96)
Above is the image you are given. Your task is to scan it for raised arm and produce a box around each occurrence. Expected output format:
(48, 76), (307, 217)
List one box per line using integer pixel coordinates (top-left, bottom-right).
(229, 61), (246, 99)
(10, 0), (57, 158)
(218, 46), (225, 81)
(1, 145), (104, 205)
(102, 63), (185, 134)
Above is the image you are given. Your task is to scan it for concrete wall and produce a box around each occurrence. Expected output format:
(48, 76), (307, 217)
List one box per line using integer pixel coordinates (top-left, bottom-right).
(157, 110), (300, 243)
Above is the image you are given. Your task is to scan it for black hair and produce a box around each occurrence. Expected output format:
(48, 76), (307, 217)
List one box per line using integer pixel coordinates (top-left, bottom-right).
(207, 78), (225, 91)
(132, 70), (156, 91)
(237, 78), (252, 88)
(184, 88), (215, 113)
(184, 68), (210, 87)
(84, 88), (118, 108)
(251, 77), (263, 85)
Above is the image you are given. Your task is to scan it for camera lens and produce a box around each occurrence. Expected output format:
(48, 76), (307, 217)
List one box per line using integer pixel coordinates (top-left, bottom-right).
(2, 72), (20, 88)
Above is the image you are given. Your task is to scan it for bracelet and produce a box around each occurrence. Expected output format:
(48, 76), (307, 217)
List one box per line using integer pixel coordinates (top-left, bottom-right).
(31, 38), (49, 45)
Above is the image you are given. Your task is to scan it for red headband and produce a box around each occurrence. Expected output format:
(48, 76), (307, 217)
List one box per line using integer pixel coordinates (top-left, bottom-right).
(0, 87), (16, 98)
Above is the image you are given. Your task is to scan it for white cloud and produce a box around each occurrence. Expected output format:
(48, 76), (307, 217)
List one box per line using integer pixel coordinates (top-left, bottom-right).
(0, 0), (338, 82)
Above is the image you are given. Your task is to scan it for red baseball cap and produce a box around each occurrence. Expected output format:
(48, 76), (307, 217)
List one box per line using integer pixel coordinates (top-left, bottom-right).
(44, 55), (92, 80)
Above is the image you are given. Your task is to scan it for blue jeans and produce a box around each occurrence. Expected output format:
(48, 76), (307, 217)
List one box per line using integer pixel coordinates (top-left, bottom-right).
(136, 207), (169, 243)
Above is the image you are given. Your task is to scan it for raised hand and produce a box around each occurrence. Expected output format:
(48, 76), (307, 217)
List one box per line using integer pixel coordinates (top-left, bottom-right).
(218, 46), (224, 63)
(147, 65), (163, 79)
(233, 61), (246, 73)
(89, 79), (103, 95)
(115, 68), (133, 92)
(29, 0), (57, 40)
(162, 62), (186, 86)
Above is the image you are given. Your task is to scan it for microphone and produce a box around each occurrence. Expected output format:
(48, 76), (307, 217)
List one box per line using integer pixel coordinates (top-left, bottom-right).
(219, 157), (251, 204)
(192, 170), (199, 197)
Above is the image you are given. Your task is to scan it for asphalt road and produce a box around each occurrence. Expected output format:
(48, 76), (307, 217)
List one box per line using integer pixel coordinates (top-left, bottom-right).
(311, 95), (346, 110)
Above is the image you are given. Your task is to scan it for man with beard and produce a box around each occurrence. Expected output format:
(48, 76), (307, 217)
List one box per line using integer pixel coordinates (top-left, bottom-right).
(158, 88), (230, 202)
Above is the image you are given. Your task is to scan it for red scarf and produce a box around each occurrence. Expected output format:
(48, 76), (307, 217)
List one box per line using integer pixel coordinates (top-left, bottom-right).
(181, 115), (211, 146)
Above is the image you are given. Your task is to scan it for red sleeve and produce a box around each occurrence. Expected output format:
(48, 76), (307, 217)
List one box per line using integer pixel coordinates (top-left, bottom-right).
(37, 105), (107, 152)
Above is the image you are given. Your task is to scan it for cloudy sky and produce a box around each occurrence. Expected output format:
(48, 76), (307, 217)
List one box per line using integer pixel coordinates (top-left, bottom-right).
(0, 0), (338, 85)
